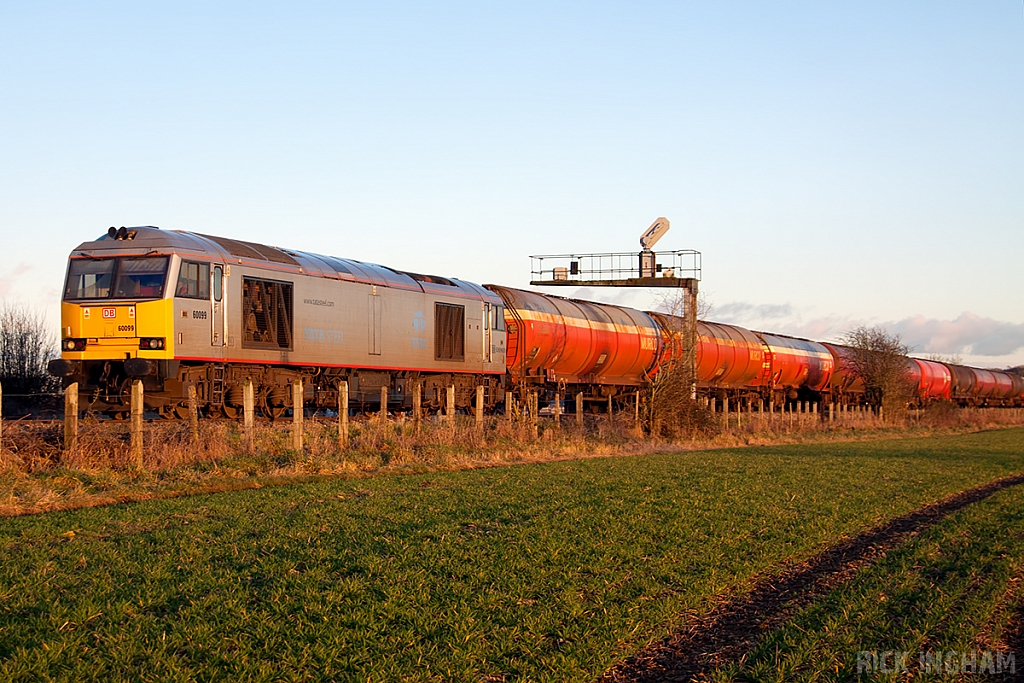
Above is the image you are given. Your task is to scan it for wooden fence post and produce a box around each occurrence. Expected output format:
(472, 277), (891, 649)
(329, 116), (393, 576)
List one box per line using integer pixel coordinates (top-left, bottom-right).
(607, 395), (614, 425)
(475, 385), (484, 430)
(446, 385), (455, 424)
(339, 380), (349, 448)
(243, 378), (255, 452)
(576, 392), (584, 427)
(130, 379), (144, 469)
(412, 381), (422, 431)
(505, 390), (513, 422)
(530, 391), (539, 438)
(63, 382), (78, 454)
(634, 391), (640, 431)
(554, 391), (561, 427)
(187, 384), (199, 445)
(292, 379), (304, 451)
(379, 385), (388, 422)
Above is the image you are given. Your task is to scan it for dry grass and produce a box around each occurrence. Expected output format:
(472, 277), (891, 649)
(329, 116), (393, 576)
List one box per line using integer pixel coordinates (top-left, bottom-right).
(1, 406), (1023, 516)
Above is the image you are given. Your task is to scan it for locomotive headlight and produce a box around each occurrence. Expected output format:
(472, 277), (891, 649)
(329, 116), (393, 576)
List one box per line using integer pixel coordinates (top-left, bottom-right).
(139, 337), (165, 350)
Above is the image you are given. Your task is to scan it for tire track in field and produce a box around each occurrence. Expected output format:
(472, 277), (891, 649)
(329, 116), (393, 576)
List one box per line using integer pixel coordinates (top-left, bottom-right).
(599, 473), (1024, 683)
(997, 600), (1024, 682)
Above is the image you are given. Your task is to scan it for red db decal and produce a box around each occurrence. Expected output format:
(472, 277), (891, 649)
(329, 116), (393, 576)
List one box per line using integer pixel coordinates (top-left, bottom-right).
(102, 308), (116, 319)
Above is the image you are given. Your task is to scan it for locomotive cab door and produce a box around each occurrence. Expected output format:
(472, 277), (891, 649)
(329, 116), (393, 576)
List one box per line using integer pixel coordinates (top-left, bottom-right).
(211, 264), (226, 350)
(483, 303), (493, 363)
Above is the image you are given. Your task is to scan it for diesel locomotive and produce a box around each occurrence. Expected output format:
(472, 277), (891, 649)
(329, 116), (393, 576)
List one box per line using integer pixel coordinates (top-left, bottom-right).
(48, 226), (1024, 417)
(48, 226), (506, 417)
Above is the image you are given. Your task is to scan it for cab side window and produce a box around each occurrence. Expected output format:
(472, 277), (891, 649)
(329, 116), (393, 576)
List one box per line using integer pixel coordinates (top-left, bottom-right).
(213, 265), (223, 302)
(176, 261), (210, 299)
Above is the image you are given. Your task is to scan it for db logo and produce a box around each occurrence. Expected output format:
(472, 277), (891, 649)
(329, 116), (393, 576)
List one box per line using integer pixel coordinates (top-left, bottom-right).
(102, 308), (116, 319)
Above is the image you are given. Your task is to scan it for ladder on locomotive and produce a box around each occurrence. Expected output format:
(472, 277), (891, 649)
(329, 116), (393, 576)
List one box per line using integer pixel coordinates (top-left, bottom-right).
(210, 364), (226, 407)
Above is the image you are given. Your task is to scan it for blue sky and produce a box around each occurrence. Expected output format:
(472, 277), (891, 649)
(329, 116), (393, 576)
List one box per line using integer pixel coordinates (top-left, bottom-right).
(2, 2), (1022, 366)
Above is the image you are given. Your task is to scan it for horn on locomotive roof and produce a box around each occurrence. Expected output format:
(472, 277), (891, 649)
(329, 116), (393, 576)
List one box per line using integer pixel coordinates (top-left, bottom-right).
(107, 226), (137, 240)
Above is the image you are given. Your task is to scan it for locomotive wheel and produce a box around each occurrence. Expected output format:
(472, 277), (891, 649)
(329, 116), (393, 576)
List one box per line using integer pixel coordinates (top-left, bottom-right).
(258, 394), (287, 420)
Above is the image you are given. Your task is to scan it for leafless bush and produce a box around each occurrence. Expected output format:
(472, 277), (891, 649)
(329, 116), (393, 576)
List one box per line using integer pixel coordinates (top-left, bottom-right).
(840, 326), (916, 419)
(645, 291), (716, 438)
(0, 301), (59, 414)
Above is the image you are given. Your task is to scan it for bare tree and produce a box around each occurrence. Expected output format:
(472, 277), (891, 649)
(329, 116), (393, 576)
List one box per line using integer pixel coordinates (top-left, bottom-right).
(645, 289), (715, 438)
(0, 301), (60, 410)
(840, 326), (915, 417)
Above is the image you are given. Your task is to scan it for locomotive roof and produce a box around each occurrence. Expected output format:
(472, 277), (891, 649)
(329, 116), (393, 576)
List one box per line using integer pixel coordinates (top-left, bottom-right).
(69, 226), (499, 302)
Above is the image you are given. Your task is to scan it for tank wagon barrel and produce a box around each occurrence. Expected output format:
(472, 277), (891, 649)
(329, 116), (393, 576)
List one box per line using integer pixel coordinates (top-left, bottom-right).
(484, 285), (661, 405)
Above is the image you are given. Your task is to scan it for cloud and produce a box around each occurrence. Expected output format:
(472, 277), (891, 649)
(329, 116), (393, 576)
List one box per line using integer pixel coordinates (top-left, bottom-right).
(706, 301), (1024, 359)
(0, 262), (32, 298)
(887, 313), (1024, 357)
(713, 301), (794, 322)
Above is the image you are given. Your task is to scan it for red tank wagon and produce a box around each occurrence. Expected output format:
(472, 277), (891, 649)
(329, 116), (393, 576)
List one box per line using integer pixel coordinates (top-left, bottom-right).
(756, 333), (834, 400)
(907, 359), (952, 402)
(486, 286), (661, 394)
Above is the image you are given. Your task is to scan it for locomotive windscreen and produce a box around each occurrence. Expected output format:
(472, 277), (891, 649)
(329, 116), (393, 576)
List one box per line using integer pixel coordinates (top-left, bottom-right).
(64, 257), (169, 300)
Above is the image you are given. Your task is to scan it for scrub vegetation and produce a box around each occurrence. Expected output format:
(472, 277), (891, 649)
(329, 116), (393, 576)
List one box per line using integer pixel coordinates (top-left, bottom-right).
(2, 407), (1024, 516)
(0, 429), (1023, 682)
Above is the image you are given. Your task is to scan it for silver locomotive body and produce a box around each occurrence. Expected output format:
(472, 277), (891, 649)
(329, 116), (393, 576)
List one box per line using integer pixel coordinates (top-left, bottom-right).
(52, 227), (506, 417)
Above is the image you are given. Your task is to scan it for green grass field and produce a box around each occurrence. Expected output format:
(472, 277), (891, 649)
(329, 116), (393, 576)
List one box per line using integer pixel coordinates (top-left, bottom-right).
(1, 429), (1023, 682)
(711, 483), (1024, 682)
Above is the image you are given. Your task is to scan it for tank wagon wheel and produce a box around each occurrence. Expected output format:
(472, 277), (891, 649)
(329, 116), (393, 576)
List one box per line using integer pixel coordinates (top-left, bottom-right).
(106, 410), (129, 421)
(264, 405), (287, 420)
(222, 404), (240, 419)
(173, 403), (193, 420)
